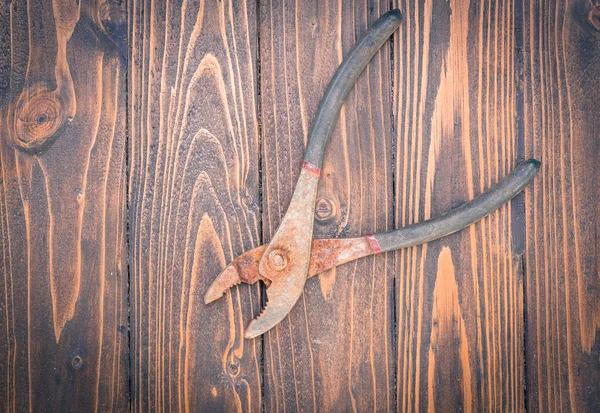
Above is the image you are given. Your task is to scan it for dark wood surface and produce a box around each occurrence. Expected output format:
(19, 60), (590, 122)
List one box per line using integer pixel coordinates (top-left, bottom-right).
(0, 0), (129, 411)
(128, 0), (262, 411)
(393, 1), (525, 411)
(0, 0), (598, 412)
(523, 1), (600, 412)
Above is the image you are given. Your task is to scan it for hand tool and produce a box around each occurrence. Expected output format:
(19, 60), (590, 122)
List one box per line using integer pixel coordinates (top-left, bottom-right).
(204, 9), (540, 339)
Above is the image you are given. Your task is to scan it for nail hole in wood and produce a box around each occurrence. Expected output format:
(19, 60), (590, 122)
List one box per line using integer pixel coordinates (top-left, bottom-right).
(71, 355), (83, 370)
(227, 359), (240, 377)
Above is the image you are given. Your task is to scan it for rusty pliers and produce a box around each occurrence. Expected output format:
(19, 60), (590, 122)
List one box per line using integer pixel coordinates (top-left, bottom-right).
(205, 9), (540, 338)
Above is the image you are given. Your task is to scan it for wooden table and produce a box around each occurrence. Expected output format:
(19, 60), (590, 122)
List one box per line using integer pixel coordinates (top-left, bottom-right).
(0, 0), (598, 411)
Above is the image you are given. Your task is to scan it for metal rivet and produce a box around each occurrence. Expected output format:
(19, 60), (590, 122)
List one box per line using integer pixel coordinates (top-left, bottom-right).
(268, 249), (287, 270)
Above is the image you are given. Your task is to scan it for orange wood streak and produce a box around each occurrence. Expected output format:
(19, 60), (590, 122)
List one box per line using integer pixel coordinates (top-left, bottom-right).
(183, 215), (244, 412)
(8, 0), (81, 340)
(394, 0), (525, 411)
(427, 247), (472, 413)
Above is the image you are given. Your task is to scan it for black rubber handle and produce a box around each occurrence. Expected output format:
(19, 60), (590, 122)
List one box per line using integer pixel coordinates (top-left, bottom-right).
(303, 9), (402, 168)
(373, 159), (541, 252)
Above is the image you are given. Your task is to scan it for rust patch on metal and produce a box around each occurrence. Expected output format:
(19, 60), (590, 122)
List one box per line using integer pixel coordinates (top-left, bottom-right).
(268, 249), (288, 270)
(204, 246), (266, 304)
(245, 168), (320, 338)
(307, 237), (373, 277)
(233, 246), (267, 284)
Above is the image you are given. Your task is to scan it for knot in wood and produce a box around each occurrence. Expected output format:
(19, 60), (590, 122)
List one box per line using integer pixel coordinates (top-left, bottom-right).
(242, 194), (253, 206)
(589, 5), (600, 32)
(98, 1), (127, 40)
(10, 85), (72, 153)
(70, 354), (84, 370)
(315, 197), (336, 221)
(227, 359), (240, 377)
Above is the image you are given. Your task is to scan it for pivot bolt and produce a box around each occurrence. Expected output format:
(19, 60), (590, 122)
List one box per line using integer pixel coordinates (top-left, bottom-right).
(269, 249), (288, 270)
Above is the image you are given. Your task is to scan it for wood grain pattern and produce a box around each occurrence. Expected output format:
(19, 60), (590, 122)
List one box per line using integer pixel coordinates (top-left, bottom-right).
(0, 0), (129, 411)
(393, 0), (525, 411)
(1, 0), (598, 411)
(260, 1), (395, 411)
(523, 1), (600, 411)
(127, 0), (262, 411)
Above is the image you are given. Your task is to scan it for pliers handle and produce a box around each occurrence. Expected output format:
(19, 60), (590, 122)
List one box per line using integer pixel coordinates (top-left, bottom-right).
(205, 159), (539, 298)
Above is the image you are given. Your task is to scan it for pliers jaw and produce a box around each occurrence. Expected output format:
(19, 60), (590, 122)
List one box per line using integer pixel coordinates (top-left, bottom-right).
(204, 246), (268, 305)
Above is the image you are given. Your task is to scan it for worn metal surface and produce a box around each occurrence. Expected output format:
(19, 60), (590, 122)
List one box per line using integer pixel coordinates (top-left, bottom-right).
(373, 159), (541, 251)
(245, 166), (320, 338)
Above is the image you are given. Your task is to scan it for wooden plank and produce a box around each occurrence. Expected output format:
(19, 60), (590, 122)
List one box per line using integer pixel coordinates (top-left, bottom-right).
(127, 0), (262, 411)
(259, 1), (396, 411)
(0, 0), (129, 411)
(522, 1), (600, 411)
(393, 1), (525, 411)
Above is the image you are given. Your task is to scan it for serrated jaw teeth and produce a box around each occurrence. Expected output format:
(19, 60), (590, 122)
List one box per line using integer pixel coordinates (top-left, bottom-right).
(204, 265), (241, 304)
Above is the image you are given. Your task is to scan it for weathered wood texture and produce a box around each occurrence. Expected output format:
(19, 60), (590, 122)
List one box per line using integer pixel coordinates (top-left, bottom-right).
(1, 0), (599, 412)
(523, 1), (600, 412)
(393, 0), (525, 411)
(260, 1), (395, 411)
(127, 0), (262, 411)
(0, 0), (129, 411)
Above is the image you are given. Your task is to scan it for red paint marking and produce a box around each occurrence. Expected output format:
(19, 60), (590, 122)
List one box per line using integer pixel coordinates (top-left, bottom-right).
(302, 160), (321, 178)
(365, 235), (382, 254)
